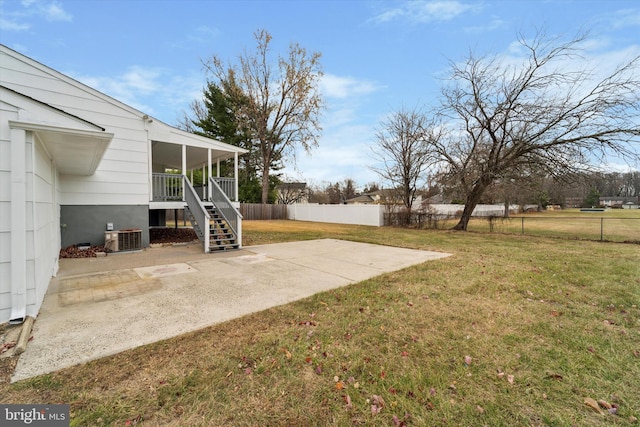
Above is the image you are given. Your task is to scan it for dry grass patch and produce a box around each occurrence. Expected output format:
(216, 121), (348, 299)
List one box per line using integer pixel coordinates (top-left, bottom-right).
(1, 221), (639, 426)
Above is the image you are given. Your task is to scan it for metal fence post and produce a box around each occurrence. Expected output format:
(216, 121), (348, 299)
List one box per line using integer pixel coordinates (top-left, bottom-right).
(601, 217), (604, 241)
(522, 217), (525, 235)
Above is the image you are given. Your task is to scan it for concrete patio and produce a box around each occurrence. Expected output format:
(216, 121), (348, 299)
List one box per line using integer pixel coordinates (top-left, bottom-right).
(11, 239), (450, 382)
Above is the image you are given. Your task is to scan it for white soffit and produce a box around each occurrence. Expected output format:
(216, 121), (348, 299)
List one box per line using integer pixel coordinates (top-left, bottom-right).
(9, 121), (113, 175)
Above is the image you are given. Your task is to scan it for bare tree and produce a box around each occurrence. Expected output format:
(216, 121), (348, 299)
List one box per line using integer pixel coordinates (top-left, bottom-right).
(204, 29), (324, 203)
(276, 182), (308, 204)
(431, 30), (640, 230)
(371, 107), (438, 218)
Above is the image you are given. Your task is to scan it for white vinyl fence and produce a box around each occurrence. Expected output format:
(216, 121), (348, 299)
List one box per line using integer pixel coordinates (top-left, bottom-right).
(287, 204), (385, 226)
(287, 203), (516, 227)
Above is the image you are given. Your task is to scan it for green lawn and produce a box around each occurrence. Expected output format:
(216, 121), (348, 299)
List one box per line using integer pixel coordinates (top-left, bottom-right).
(466, 208), (640, 243)
(1, 220), (639, 426)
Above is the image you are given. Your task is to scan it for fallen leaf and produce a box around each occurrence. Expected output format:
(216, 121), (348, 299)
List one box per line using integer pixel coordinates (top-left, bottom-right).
(545, 373), (563, 381)
(476, 405), (485, 414)
(343, 394), (352, 410)
(597, 399), (612, 409)
(335, 381), (344, 390)
(371, 404), (381, 415)
(372, 394), (385, 408)
(507, 375), (514, 384)
(429, 387), (437, 396)
(464, 355), (472, 365)
(584, 397), (604, 415)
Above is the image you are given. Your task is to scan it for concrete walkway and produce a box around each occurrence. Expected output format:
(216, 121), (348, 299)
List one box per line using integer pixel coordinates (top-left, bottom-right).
(12, 239), (450, 382)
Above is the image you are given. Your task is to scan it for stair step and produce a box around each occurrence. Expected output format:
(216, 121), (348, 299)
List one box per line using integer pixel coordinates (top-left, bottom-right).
(208, 242), (239, 251)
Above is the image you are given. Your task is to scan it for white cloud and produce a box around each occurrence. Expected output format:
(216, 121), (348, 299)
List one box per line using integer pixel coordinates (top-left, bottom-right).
(72, 66), (208, 124)
(320, 74), (383, 99)
(284, 119), (380, 185)
(43, 1), (71, 22)
(604, 8), (640, 30)
(72, 66), (167, 114)
(0, 17), (30, 31)
(371, 0), (478, 24)
(0, 0), (71, 31)
(464, 16), (506, 33)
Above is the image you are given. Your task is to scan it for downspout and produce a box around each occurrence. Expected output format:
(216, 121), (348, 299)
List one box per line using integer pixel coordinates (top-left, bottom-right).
(9, 128), (27, 323)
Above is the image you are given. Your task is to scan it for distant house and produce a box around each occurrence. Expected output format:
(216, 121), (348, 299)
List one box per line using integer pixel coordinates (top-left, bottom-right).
(599, 196), (639, 209)
(276, 182), (308, 204)
(345, 194), (377, 205)
(0, 45), (246, 324)
(346, 189), (425, 211)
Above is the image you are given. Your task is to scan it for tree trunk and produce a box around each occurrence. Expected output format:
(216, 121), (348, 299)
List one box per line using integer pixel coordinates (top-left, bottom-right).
(503, 200), (510, 218)
(452, 180), (490, 231)
(261, 168), (270, 204)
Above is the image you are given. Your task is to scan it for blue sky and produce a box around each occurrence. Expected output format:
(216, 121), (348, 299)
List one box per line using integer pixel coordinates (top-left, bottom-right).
(1, 0), (639, 188)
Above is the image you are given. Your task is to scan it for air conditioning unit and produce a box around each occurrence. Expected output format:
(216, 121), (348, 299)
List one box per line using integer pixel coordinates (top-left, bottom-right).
(104, 229), (142, 252)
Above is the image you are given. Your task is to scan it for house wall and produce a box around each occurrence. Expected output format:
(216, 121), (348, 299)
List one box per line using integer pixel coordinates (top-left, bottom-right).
(60, 205), (149, 248)
(0, 111), (59, 323)
(28, 136), (59, 318)
(0, 48), (150, 208)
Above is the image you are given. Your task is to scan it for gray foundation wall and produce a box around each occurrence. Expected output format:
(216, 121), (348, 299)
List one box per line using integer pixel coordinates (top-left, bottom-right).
(60, 205), (149, 248)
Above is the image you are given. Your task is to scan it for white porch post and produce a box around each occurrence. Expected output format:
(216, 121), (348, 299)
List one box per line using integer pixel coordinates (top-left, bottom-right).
(201, 164), (205, 199)
(208, 149), (212, 200)
(234, 152), (239, 202)
(181, 145), (187, 176)
(216, 159), (220, 177)
(181, 145), (186, 200)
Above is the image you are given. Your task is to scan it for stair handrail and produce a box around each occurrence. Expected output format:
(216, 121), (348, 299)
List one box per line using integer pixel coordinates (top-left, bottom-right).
(183, 175), (210, 253)
(209, 177), (243, 243)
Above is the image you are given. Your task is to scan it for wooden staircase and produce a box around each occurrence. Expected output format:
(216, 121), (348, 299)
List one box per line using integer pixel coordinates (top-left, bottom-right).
(185, 206), (239, 252)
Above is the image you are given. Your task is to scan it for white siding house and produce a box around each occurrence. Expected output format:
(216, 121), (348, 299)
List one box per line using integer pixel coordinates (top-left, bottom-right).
(0, 45), (246, 324)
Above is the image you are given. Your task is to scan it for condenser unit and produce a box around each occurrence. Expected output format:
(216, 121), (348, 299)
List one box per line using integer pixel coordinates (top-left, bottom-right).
(104, 229), (142, 252)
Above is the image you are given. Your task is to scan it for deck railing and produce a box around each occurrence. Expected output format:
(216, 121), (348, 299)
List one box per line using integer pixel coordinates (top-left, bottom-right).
(183, 176), (210, 253)
(152, 173), (236, 202)
(152, 173), (183, 201)
(209, 177), (242, 247)
(212, 177), (236, 201)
